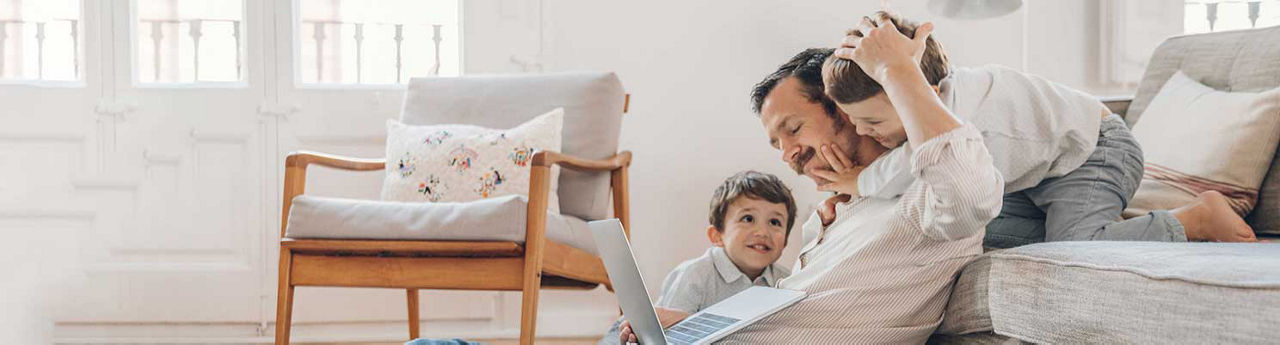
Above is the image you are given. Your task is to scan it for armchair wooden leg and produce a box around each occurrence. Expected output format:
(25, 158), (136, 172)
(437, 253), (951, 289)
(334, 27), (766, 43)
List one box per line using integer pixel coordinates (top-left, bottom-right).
(407, 289), (421, 340)
(519, 270), (542, 345)
(275, 248), (295, 345)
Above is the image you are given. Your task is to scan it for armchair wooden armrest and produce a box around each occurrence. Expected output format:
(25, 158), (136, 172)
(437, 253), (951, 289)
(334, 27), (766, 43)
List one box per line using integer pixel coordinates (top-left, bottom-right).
(285, 150), (386, 171)
(528, 150), (632, 236)
(1100, 95), (1134, 119)
(531, 150), (632, 171)
(280, 151), (386, 237)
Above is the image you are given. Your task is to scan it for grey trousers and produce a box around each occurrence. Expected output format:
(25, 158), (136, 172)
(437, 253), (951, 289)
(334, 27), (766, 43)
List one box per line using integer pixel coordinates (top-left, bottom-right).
(983, 114), (1188, 249)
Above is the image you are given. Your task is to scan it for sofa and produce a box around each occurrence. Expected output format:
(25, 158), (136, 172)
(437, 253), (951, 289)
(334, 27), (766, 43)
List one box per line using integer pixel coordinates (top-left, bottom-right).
(929, 26), (1280, 344)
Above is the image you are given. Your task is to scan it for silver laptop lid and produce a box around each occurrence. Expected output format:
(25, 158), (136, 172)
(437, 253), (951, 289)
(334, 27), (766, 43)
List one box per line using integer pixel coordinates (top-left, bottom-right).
(589, 219), (667, 345)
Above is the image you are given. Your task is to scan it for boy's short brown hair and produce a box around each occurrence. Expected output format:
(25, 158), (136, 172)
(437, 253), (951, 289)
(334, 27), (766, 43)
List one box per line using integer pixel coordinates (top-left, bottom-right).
(708, 171), (798, 236)
(823, 11), (951, 104)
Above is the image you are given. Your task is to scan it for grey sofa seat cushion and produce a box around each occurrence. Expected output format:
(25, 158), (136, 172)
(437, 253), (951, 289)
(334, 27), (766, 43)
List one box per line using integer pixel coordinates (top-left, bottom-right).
(1126, 26), (1280, 234)
(981, 241), (1280, 344)
(284, 195), (598, 255)
(927, 332), (1023, 345)
(937, 254), (995, 336)
(401, 72), (626, 221)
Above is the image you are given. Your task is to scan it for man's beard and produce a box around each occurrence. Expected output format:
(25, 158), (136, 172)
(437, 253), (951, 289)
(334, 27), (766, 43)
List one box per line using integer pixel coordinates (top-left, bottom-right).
(790, 147), (816, 175)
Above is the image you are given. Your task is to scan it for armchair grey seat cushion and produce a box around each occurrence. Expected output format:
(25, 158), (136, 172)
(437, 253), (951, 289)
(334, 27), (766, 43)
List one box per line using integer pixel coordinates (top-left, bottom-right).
(936, 242), (1280, 343)
(284, 194), (598, 255)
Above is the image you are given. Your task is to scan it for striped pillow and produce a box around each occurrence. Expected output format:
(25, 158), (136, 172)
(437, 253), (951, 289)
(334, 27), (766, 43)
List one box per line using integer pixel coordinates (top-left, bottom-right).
(1123, 71), (1280, 219)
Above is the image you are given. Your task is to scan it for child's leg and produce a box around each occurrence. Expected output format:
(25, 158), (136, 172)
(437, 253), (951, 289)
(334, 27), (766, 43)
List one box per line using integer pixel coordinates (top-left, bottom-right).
(983, 191), (1047, 249)
(1025, 115), (1188, 243)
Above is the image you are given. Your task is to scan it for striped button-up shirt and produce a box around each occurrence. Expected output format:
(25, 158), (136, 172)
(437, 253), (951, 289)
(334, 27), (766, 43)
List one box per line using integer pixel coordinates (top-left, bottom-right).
(719, 125), (1004, 344)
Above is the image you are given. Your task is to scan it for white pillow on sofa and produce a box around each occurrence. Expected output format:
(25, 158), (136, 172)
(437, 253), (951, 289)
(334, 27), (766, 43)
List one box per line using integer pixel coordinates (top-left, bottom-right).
(1124, 71), (1280, 218)
(381, 108), (563, 213)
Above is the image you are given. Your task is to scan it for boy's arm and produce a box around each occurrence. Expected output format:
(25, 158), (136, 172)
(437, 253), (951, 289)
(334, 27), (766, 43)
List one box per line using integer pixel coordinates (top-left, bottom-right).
(837, 17), (1003, 240)
(619, 266), (698, 344)
(857, 146), (914, 199)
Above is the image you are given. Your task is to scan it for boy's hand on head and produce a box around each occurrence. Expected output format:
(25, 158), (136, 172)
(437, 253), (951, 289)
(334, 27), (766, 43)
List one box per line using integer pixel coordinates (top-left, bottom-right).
(833, 14), (934, 85)
(812, 144), (864, 197)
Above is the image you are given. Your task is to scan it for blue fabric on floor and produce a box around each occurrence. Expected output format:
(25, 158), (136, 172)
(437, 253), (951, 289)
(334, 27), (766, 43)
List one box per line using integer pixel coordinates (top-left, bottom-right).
(405, 338), (479, 345)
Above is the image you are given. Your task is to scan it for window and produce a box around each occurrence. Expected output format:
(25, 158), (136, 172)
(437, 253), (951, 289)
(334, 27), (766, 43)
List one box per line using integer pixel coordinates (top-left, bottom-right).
(1185, 0), (1280, 34)
(0, 0), (81, 82)
(136, 0), (244, 83)
(299, 0), (460, 85)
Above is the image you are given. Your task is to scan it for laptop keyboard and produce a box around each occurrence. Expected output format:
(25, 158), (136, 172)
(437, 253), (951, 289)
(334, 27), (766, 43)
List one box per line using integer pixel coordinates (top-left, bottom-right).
(664, 313), (740, 345)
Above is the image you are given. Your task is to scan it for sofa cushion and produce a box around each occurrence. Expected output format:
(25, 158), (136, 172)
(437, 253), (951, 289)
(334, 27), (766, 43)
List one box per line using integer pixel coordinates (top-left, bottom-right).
(401, 72), (625, 221)
(1126, 26), (1280, 234)
(1124, 71), (1280, 219)
(284, 194), (598, 255)
(983, 241), (1280, 343)
(927, 332), (1021, 345)
(937, 253), (994, 336)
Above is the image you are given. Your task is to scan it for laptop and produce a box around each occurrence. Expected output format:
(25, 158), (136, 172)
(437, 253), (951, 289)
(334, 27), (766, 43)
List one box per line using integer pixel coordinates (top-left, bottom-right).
(589, 219), (806, 345)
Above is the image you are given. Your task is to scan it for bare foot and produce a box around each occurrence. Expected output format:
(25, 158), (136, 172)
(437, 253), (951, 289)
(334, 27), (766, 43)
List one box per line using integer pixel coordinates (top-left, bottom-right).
(1175, 191), (1257, 242)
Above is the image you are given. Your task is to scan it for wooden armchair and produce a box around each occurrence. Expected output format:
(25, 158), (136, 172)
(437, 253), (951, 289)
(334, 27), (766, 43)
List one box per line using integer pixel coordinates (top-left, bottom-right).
(275, 149), (631, 344)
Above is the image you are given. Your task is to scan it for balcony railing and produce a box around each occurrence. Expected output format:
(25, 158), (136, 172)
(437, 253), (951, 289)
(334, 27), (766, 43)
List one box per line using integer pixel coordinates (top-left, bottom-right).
(1186, 0), (1280, 32)
(139, 18), (242, 82)
(301, 20), (446, 84)
(0, 18), (79, 80)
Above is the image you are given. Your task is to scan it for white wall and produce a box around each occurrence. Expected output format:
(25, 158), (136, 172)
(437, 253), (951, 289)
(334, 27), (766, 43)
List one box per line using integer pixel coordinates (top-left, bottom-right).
(523, 0), (1130, 322)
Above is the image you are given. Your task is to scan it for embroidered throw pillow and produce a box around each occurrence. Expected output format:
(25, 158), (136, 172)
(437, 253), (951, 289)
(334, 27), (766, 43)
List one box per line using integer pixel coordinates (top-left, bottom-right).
(1123, 71), (1280, 219)
(381, 108), (563, 213)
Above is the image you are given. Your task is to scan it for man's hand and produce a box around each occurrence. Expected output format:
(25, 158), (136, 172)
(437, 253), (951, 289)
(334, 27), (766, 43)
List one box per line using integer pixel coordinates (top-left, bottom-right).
(812, 144), (864, 197)
(618, 307), (691, 344)
(817, 193), (853, 227)
(833, 14), (934, 85)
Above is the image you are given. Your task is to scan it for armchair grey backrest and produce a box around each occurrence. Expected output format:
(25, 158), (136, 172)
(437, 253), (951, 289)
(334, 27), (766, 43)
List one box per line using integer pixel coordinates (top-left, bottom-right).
(401, 72), (627, 221)
(1120, 26), (1280, 234)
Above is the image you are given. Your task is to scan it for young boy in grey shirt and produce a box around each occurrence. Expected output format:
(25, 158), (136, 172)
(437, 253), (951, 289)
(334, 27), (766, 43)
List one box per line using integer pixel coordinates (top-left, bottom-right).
(599, 171), (797, 344)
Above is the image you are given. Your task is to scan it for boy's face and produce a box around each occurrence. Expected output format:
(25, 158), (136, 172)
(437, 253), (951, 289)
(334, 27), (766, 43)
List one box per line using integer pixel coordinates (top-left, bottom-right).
(835, 92), (908, 149)
(707, 196), (789, 278)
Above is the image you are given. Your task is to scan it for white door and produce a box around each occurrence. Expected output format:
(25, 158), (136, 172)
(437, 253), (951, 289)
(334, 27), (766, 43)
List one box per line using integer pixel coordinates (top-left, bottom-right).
(0, 0), (102, 340)
(58, 0), (268, 328)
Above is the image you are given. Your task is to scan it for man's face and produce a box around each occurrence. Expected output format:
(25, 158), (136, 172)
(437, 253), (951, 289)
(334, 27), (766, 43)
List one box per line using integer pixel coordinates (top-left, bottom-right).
(835, 92), (909, 149)
(760, 77), (884, 186)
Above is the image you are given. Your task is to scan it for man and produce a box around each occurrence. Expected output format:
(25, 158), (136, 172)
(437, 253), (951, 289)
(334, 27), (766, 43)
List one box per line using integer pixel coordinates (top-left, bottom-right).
(623, 21), (1005, 343)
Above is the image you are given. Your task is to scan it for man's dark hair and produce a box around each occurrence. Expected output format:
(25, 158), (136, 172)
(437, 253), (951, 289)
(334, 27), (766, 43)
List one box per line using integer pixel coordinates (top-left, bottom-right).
(824, 11), (950, 104)
(750, 48), (841, 121)
(708, 171), (799, 237)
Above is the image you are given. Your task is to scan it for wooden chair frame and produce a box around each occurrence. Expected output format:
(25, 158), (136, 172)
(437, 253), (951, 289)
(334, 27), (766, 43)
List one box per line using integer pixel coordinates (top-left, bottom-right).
(274, 149), (631, 344)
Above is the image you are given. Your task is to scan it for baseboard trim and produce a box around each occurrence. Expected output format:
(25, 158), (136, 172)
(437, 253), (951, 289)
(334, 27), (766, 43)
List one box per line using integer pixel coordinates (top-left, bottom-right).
(54, 311), (616, 344)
